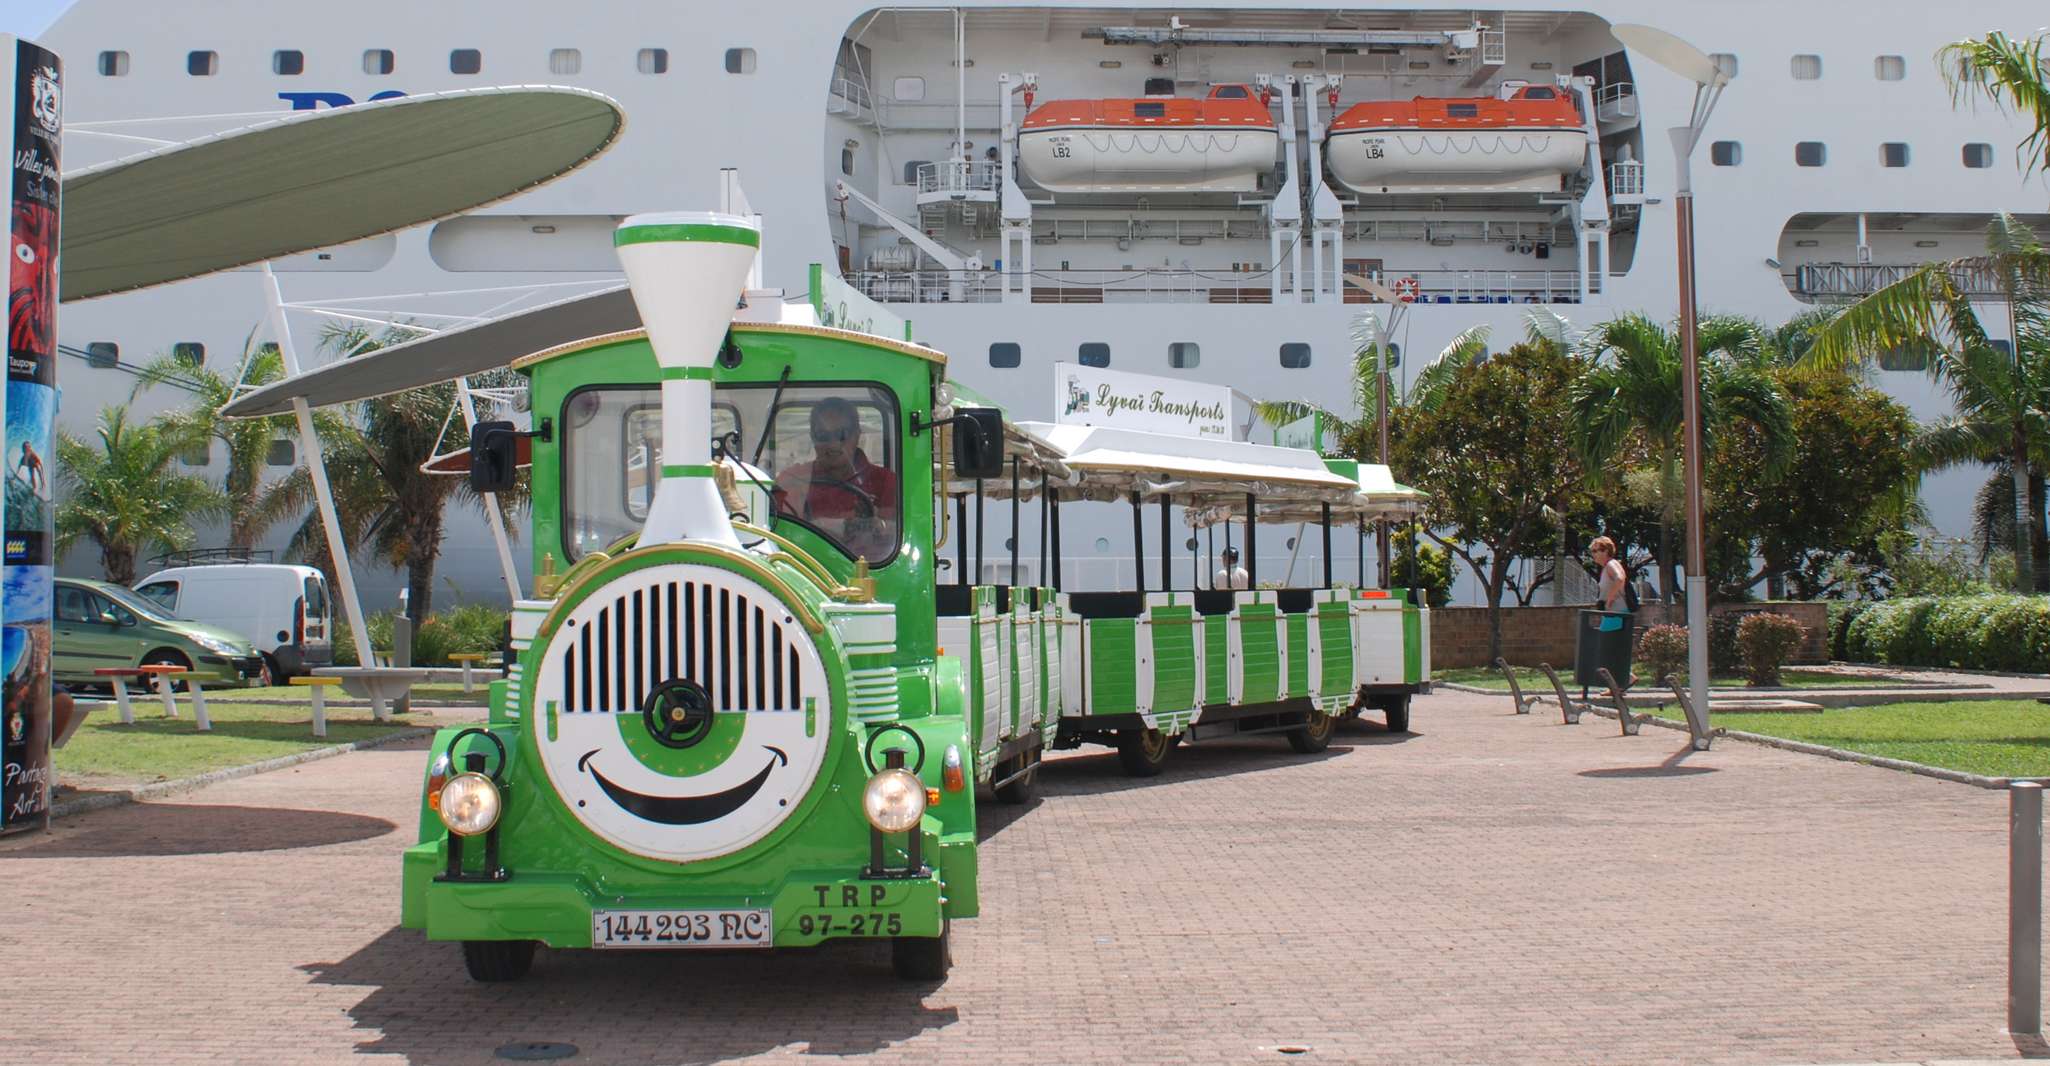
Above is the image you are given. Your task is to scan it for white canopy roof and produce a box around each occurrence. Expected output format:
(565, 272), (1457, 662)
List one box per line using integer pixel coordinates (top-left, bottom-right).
(63, 86), (625, 302)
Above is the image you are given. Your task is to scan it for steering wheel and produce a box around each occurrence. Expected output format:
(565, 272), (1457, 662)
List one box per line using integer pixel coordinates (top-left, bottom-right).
(803, 475), (877, 520)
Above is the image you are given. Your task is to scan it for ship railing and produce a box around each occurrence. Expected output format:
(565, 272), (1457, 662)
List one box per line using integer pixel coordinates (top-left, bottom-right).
(828, 77), (874, 116)
(916, 160), (1004, 198)
(1793, 260), (2010, 300)
(1606, 161), (1645, 198)
(1595, 82), (1638, 123)
(842, 267), (1585, 305)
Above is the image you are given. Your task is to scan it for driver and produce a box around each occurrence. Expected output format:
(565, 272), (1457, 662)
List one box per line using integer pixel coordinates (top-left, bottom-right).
(772, 397), (900, 560)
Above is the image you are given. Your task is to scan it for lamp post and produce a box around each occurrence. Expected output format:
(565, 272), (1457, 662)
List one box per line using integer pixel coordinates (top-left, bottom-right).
(1609, 24), (1729, 725)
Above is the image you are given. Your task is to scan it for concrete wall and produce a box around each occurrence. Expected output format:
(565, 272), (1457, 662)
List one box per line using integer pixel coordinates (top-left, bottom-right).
(1431, 602), (1831, 670)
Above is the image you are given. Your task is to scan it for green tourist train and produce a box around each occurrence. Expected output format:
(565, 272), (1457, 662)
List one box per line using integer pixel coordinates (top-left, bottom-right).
(397, 212), (1429, 982)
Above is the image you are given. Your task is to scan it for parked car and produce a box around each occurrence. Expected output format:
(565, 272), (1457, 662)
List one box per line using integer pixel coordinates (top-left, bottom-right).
(52, 577), (265, 687)
(134, 563), (332, 681)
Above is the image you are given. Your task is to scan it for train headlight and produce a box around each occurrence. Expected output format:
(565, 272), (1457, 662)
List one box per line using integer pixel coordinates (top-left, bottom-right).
(438, 772), (502, 836)
(862, 768), (927, 833)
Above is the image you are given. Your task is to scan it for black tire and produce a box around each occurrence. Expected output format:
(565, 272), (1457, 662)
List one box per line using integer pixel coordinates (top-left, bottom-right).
(258, 652), (282, 688)
(1288, 710), (1336, 753)
(140, 649), (194, 693)
(891, 919), (951, 981)
(1115, 728), (1173, 777)
(461, 939), (537, 982)
(1381, 695), (1412, 734)
(992, 752), (1038, 805)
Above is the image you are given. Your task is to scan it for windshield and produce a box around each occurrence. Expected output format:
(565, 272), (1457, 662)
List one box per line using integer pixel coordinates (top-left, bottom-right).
(101, 584), (179, 625)
(562, 383), (902, 564)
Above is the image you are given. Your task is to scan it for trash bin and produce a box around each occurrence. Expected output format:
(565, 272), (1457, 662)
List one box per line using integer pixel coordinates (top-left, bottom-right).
(1574, 609), (1634, 689)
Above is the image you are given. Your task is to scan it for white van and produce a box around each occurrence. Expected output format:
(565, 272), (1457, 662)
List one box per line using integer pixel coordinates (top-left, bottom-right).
(134, 563), (333, 681)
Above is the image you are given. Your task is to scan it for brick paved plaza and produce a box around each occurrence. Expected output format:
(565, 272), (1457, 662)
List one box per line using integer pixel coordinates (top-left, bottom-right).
(1, 689), (2036, 1065)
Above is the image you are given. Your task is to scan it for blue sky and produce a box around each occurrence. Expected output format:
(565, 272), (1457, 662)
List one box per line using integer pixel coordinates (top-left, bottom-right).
(4, 0), (72, 40)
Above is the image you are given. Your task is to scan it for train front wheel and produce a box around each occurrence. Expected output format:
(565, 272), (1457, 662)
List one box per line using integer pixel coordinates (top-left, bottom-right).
(461, 939), (537, 982)
(892, 919), (952, 981)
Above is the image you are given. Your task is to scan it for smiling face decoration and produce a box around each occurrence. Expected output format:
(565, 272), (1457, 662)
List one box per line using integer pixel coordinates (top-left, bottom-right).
(531, 562), (832, 862)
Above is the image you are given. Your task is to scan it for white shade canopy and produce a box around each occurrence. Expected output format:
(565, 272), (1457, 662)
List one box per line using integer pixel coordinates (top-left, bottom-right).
(62, 86), (626, 302)
(1609, 23), (1727, 88)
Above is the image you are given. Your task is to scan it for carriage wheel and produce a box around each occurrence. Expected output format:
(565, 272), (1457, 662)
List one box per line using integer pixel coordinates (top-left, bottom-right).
(1115, 728), (1173, 777)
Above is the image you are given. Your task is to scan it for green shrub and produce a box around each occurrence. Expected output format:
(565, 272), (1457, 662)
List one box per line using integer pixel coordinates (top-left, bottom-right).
(1827, 600), (1873, 661)
(1736, 613), (1806, 686)
(1844, 595), (2050, 672)
(1636, 624), (1688, 684)
(1709, 611), (1745, 674)
(1391, 526), (1454, 608)
(330, 606), (508, 667)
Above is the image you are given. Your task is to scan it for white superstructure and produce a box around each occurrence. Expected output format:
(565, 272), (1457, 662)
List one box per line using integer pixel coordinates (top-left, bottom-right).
(41, 1), (2045, 601)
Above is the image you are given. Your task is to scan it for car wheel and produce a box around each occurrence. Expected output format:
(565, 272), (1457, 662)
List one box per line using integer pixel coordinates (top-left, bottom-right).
(258, 653), (283, 688)
(140, 649), (194, 693)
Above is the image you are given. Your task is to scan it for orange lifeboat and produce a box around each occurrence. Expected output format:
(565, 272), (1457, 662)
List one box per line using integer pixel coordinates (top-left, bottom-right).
(1017, 83), (1279, 193)
(1325, 84), (1585, 194)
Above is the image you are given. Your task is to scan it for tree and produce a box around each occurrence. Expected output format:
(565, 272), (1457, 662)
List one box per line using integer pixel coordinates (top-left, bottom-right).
(1804, 214), (2050, 593)
(1252, 311), (1489, 453)
(55, 405), (228, 584)
(1571, 313), (1794, 603)
(1394, 341), (1587, 662)
(136, 334), (328, 554)
(305, 325), (529, 623)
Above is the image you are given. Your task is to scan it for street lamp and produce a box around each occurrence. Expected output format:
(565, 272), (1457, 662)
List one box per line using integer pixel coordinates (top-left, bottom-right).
(1609, 24), (1729, 728)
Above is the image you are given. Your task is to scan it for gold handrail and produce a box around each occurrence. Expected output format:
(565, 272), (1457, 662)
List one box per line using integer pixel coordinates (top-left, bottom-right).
(731, 520), (848, 595)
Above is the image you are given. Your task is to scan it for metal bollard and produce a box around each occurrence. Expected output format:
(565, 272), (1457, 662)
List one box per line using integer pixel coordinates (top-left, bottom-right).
(2013, 782), (2043, 1035)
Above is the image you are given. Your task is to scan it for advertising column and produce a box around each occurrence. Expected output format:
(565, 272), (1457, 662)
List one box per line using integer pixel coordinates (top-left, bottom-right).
(2, 36), (60, 834)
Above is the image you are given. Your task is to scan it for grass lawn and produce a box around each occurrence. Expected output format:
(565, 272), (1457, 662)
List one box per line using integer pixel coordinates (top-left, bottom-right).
(1644, 699), (2050, 778)
(54, 701), (447, 787)
(1433, 666), (1904, 692)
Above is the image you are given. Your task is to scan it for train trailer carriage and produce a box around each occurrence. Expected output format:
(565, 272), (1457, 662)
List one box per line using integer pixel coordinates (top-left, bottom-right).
(227, 205), (1428, 985)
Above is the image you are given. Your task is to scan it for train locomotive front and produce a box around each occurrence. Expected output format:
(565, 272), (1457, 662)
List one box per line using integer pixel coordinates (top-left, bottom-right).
(400, 213), (974, 981)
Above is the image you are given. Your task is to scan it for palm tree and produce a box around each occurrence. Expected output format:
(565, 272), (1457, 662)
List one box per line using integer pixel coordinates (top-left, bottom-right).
(309, 324), (529, 623)
(55, 405), (229, 584)
(1804, 214), (2050, 592)
(135, 333), (327, 554)
(1939, 31), (2050, 178)
(1571, 313), (1795, 601)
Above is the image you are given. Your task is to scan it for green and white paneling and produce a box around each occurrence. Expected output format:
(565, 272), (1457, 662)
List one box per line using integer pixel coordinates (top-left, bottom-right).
(939, 587), (1061, 781)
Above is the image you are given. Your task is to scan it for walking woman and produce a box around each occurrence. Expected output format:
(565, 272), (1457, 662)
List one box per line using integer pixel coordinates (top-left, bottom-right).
(1591, 536), (1628, 612)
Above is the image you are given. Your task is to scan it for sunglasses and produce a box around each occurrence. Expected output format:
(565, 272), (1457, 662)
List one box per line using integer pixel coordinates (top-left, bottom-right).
(811, 426), (856, 444)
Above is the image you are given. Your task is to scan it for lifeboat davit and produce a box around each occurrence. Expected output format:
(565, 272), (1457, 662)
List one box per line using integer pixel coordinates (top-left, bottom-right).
(1325, 84), (1585, 195)
(1017, 83), (1279, 194)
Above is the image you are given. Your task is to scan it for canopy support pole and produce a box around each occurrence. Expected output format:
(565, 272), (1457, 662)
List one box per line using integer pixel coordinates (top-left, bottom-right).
(1158, 496), (1171, 593)
(974, 479), (985, 587)
(455, 377), (522, 600)
(1049, 488), (1063, 592)
(1129, 491), (1145, 594)
(264, 264), (374, 668)
(1038, 476), (1049, 590)
(1321, 502), (1333, 589)
(1207, 525), (1216, 590)
(955, 493), (968, 587)
(1009, 456), (1020, 586)
(1245, 493), (1258, 589)
(1358, 519), (1366, 589)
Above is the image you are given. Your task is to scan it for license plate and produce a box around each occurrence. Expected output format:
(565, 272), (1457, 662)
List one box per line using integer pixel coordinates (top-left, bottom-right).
(592, 909), (772, 949)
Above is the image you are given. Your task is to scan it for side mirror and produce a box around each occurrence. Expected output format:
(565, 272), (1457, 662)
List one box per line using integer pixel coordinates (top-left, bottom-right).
(952, 407), (1004, 480)
(470, 420), (519, 494)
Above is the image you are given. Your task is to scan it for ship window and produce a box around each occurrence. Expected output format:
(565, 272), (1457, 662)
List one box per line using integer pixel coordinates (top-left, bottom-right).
(1881, 142), (1910, 168)
(186, 51), (217, 76)
(97, 51), (129, 77)
(1524, 87), (1556, 99)
(1134, 102), (1166, 118)
(903, 160), (930, 185)
(1964, 142), (1995, 169)
(267, 439), (296, 467)
(1279, 343), (1312, 370)
(725, 48), (757, 75)
(1877, 339), (1933, 372)
(1447, 103), (1479, 118)
(179, 441), (212, 467)
(1710, 141), (1742, 167)
(1874, 55), (1906, 81)
(273, 50), (304, 76)
(86, 342), (120, 369)
(549, 49), (582, 76)
(1994, 339), (2014, 357)
(172, 342), (205, 368)
(1791, 54), (1822, 80)
(450, 49), (482, 75)
(1710, 53), (1738, 79)
(989, 343), (1021, 368)
(1795, 141), (1827, 167)
(894, 76), (925, 101)
(840, 148), (854, 176)
(364, 49), (395, 75)
(1169, 342), (1200, 369)
(1078, 343), (1110, 368)
(1213, 85), (1248, 99)
(637, 48), (668, 75)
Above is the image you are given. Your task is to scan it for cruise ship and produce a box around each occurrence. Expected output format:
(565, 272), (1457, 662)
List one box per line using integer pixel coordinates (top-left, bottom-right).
(33, 1), (2046, 601)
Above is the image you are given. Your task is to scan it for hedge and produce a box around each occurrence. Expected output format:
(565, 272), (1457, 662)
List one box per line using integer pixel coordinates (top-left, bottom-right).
(1841, 595), (2050, 672)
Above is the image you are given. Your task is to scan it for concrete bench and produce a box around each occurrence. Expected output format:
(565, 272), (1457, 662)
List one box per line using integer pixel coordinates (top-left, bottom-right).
(289, 675), (344, 738)
(312, 667), (435, 720)
(95, 665), (210, 731)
